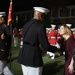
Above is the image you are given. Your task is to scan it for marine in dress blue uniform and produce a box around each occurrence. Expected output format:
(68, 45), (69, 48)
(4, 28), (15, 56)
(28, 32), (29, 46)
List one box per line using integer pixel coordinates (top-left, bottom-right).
(18, 7), (58, 75)
(0, 12), (13, 75)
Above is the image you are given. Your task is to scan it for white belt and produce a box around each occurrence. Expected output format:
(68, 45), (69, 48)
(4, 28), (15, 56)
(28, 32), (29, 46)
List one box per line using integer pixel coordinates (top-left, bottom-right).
(57, 37), (60, 38)
(51, 37), (56, 38)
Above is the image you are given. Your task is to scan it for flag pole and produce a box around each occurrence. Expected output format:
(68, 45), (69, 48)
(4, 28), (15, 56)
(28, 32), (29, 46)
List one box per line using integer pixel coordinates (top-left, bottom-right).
(9, 22), (12, 69)
(7, 0), (12, 69)
(10, 0), (12, 70)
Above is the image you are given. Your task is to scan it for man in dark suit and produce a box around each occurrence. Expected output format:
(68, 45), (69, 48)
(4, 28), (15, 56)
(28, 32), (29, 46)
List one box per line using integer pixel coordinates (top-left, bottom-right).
(18, 7), (58, 75)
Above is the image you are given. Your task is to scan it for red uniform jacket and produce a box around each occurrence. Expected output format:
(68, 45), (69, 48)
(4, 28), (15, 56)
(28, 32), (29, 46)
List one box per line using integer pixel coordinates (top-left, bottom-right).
(48, 29), (58, 45)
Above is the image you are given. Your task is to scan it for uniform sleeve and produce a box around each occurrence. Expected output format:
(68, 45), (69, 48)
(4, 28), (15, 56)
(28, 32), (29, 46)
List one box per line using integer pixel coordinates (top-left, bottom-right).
(37, 26), (58, 53)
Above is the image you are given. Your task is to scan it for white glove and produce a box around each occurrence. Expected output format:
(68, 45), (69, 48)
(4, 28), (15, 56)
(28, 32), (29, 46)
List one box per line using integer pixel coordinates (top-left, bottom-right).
(55, 43), (60, 49)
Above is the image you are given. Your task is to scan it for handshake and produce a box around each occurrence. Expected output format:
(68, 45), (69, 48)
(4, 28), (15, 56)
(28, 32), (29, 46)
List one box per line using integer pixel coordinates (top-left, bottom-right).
(49, 43), (60, 53)
(54, 43), (60, 49)
(50, 43), (60, 49)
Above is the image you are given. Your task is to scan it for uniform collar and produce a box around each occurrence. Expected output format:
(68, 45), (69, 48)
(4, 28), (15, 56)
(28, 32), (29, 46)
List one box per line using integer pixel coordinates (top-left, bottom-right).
(32, 18), (41, 23)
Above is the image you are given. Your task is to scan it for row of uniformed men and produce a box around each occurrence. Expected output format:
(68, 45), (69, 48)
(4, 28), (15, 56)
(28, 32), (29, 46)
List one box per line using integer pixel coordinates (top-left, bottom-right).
(46, 24), (75, 59)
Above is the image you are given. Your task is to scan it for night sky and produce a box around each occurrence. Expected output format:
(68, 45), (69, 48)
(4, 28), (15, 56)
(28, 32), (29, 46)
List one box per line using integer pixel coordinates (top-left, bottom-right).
(0, 0), (75, 13)
(0, 0), (41, 12)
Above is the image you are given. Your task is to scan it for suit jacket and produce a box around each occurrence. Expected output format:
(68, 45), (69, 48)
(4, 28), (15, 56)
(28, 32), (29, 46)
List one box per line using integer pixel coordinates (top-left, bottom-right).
(18, 19), (58, 67)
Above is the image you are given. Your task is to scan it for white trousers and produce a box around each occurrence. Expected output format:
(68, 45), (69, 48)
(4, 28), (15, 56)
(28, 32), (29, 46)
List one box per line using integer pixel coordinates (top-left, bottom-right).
(14, 37), (18, 47)
(0, 61), (13, 75)
(21, 64), (42, 75)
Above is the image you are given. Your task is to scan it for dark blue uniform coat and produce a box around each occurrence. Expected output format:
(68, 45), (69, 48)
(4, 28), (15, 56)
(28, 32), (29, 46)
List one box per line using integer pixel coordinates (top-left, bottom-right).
(0, 24), (11, 60)
(18, 19), (57, 67)
(0, 25), (7, 60)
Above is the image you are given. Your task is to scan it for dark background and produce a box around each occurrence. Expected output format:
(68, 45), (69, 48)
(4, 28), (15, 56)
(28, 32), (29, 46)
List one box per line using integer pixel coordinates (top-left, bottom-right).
(0, 0), (41, 12)
(0, 0), (75, 12)
(0, 0), (75, 29)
